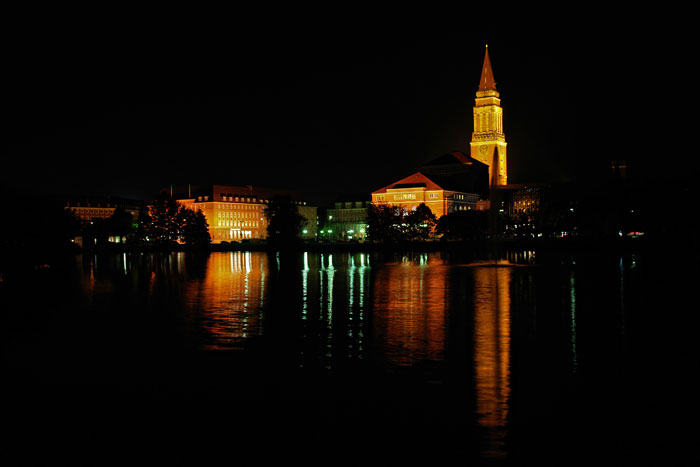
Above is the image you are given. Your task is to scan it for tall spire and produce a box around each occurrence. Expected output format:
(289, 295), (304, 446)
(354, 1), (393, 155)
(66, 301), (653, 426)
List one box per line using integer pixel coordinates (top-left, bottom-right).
(478, 44), (497, 92)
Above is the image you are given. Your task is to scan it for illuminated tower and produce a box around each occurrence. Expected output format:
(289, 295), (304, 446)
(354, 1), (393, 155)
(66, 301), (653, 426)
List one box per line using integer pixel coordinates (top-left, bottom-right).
(470, 45), (508, 186)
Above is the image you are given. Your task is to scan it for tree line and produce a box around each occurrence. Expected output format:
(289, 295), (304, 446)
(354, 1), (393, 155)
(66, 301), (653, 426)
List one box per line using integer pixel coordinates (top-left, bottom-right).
(366, 202), (490, 243)
(65, 194), (212, 249)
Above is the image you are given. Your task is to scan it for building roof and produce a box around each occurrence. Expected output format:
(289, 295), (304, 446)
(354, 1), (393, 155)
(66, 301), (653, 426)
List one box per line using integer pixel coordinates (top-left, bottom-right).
(478, 44), (497, 92)
(422, 151), (483, 168)
(419, 152), (490, 195)
(63, 195), (145, 208)
(372, 171), (485, 195)
(373, 151), (491, 197)
(372, 172), (444, 194)
(175, 184), (311, 204)
(496, 182), (551, 190)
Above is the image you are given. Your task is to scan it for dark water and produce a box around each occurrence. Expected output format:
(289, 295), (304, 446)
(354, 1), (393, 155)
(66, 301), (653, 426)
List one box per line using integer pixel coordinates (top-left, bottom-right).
(1, 246), (693, 464)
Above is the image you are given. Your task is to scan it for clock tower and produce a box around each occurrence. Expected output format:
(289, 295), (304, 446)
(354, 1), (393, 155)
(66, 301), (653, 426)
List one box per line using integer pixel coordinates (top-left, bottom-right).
(470, 45), (507, 186)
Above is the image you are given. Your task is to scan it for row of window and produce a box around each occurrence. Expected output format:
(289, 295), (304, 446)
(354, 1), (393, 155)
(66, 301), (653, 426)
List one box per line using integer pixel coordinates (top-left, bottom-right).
(218, 195), (258, 203)
(197, 195), (260, 203)
(217, 220), (261, 228)
(375, 193), (478, 202)
(218, 211), (262, 218)
(216, 203), (261, 211)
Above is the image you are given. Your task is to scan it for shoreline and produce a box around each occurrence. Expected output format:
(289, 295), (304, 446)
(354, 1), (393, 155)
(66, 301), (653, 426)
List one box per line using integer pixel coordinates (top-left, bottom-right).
(21, 234), (662, 256)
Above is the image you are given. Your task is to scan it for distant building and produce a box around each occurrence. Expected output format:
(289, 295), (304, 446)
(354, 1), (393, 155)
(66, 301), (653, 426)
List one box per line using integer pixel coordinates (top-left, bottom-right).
(175, 184), (316, 243)
(498, 183), (549, 218)
(371, 171), (486, 218)
(496, 183), (582, 238)
(324, 196), (370, 241)
(64, 196), (144, 245)
(64, 196), (143, 223)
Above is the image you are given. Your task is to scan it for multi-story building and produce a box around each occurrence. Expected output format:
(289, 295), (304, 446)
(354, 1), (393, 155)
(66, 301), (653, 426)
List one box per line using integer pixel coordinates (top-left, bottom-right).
(63, 196), (144, 245)
(324, 196), (370, 241)
(64, 196), (143, 223)
(176, 184), (316, 243)
(372, 171), (485, 218)
(503, 184), (548, 218)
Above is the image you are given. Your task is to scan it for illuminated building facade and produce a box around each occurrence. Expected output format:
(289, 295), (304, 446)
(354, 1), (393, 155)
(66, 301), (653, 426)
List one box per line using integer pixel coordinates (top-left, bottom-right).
(470, 45), (508, 186)
(371, 171), (485, 218)
(324, 197), (370, 241)
(176, 184), (316, 243)
(370, 47), (506, 214)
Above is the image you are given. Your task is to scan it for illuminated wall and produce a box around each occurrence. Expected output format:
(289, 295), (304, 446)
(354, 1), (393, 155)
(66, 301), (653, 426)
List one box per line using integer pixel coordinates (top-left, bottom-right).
(371, 172), (481, 218)
(179, 197), (267, 243)
(325, 201), (369, 241)
(178, 185), (315, 244)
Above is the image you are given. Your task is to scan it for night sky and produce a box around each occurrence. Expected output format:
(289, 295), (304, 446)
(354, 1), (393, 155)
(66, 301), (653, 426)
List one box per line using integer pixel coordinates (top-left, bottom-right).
(5, 12), (692, 206)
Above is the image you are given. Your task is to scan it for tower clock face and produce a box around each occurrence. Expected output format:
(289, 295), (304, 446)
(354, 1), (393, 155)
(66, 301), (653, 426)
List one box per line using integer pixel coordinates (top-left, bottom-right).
(480, 146), (488, 155)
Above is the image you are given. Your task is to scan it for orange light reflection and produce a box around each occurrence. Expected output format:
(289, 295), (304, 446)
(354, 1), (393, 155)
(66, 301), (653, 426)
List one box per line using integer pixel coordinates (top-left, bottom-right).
(187, 252), (268, 350)
(372, 254), (448, 366)
(473, 265), (512, 459)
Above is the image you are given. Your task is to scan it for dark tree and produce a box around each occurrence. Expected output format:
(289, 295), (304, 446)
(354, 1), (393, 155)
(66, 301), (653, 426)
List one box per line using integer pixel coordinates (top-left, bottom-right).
(367, 203), (404, 243)
(57, 208), (83, 244)
(133, 209), (151, 244)
(108, 206), (135, 240)
(406, 203), (437, 240)
(264, 196), (306, 250)
(436, 210), (488, 241)
(82, 218), (111, 247)
(180, 208), (211, 246)
(146, 194), (185, 246)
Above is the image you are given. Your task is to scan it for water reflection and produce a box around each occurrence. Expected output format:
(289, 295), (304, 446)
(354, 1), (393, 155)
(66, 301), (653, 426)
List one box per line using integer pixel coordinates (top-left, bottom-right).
(372, 253), (449, 366)
(472, 265), (512, 460)
(186, 252), (268, 350)
(297, 252), (371, 370)
(506, 249), (536, 265)
(570, 271), (578, 372)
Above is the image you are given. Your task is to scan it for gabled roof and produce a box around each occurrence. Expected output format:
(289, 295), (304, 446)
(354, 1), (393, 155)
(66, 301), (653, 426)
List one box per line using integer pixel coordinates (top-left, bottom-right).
(372, 172), (445, 194)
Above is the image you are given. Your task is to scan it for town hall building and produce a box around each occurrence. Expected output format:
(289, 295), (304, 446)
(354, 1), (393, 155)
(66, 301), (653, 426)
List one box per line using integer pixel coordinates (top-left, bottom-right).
(372, 44), (505, 214)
